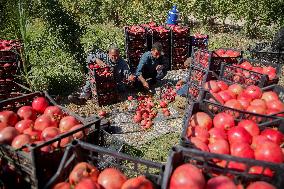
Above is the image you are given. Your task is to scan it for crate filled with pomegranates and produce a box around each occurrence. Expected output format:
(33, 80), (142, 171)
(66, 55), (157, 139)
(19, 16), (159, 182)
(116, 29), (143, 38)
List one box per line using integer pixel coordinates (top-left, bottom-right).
(162, 146), (283, 189)
(44, 140), (164, 189)
(0, 91), (101, 189)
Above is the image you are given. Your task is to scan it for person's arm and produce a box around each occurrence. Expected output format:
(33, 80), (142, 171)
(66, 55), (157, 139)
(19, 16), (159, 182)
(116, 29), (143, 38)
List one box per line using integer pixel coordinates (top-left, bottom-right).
(136, 52), (150, 89)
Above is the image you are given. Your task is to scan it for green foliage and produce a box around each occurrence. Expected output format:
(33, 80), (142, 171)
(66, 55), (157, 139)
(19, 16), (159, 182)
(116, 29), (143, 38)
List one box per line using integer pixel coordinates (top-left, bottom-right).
(24, 19), (83, 95)
(80, 23), (125, 56)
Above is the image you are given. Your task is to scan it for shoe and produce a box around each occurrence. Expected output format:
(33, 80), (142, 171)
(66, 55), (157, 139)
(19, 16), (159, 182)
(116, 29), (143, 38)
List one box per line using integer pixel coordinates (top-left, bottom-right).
(79, 92), (91, 100)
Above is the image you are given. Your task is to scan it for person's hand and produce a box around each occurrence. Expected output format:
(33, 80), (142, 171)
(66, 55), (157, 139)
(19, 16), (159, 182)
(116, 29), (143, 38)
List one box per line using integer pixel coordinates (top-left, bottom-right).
(156, 65), (164, 71)
(142, 81), (150, 90)
(176, 79), (184, 86)
(128, 74), (136, 82)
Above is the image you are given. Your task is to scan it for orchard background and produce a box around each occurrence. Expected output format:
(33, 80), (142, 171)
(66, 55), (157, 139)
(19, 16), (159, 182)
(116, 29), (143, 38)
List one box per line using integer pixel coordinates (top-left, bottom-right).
(0, 0), (283, 95)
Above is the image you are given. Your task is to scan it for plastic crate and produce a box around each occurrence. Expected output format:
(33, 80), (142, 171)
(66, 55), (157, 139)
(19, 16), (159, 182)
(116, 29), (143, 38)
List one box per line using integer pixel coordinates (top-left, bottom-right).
(124, 26), (147, 41)
(249, 42), (284, 64)
(162, 146), (284, 189)
(44, 140), (164, 189)
(190, 48), (212, 69)
(0, 91), (101, 189)
(210, 48), (243, 73)
(0, 81), (32, 101)
(181, 101), (284, 147)
(190, 34), (209, 48)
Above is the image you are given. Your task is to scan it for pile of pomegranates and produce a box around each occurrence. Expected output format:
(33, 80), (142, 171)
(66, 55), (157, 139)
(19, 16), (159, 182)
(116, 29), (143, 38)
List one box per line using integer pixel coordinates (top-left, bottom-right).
(0, 96), (85, 152)
(52, 162), (154, 189)
(131, 95), (171, 130)
(186, 110), (284, 170)
(204, 80), (284, 119)
(169, 163), (277, 189)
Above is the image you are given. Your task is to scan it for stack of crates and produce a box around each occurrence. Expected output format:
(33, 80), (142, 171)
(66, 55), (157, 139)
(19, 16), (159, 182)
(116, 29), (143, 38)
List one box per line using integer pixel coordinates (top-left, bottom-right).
(170, 25), (190, 69)
(124, 26), (147, 72)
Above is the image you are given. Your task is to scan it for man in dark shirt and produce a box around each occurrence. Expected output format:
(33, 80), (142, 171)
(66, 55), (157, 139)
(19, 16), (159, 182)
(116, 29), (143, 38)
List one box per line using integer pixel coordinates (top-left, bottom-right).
(135, 42), (169, 90)
(69, 45), (135, 101)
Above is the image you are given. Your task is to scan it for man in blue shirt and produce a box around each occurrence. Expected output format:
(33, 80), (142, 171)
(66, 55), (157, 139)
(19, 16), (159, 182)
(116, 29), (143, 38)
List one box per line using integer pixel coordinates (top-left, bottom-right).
(69, 45), (135, 102)
(135, 42), (169, 90)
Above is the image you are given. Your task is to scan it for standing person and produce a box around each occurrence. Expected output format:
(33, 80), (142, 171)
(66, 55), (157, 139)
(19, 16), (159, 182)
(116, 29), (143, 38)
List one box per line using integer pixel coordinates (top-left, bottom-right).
(68, 44), (135, 102)
(135, 42), (169, 90)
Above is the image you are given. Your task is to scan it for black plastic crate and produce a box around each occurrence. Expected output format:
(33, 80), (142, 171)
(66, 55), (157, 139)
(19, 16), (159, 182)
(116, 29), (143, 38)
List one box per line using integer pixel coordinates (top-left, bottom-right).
(190, 48), (212, 69)
(190, 34), (209, 48)
(44, 140), (164, 189)
(124, 26), (147, 41)
(219, 63), (269, 87)
(210, 48), (243, 73)
(0, 81), (32, 101)
(170, 26), (190, 39)
(249, 42), (284, 64)
(0, 91), (101, 189)
(181, 101), (284, 148)
(91, 90), (119, 107)
(162, 146), (284, 189)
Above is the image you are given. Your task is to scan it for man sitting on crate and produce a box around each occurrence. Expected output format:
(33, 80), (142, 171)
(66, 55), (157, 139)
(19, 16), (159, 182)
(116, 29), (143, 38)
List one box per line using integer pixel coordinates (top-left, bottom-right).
(69, 44), (135, 102)
(135, 42), (169, 90)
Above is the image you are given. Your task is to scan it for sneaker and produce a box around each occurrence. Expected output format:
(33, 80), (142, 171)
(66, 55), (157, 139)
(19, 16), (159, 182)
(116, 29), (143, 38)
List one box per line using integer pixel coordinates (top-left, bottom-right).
(79, 92), (91, 100)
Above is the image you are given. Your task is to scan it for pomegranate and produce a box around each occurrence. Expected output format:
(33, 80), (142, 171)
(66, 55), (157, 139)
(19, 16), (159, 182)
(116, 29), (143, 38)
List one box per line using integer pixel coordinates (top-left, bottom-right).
(224, 99), (243, 114)
(249, 166), (274, 177)
(261, 91), (279, 102)
(193, 126), (209, 144)
(32, 97), (49, 113)
(227, 127), (252, 144)
(208, 127), (227, 140)
(244, 85), (262, 100)
(204, 80), (221, 93)
(246, 181), (276, 189)
(17, 106), (37, 120)
(237, 120), (260, 136)
(246, 105), (266, 115)
(238, 99), (250, 110)
(121, 176), (154, 189)
(44, 106), (64, 120)
(160, 101), (167, 108)
(238, 91), (253, 102)
(15, 120), (34, 133)
(266, 100), (284, 112)
(34, 114), (58, 131)
(208, 138), (230, 157)
(218, 90), (234, 102)
(206, 176), (237, 189)
(75, 178), (100, 189)
(52, 136), (71, 148)
(23, 127), (41, 141)
(69, 124), (87, 139)
(0, 122), (8, 131)
(213, 112), (235, 130)
(260, 128), (284, 145)
(216, 80), (229, 90)
(41, 127), (60, 141)
(134, 114), (142, 123)
(191, 137), (209, 152)
(163, 110), (171, 117)
(169, 163), (205, 189)
(254, 140), (283, 163)
(251, 135), (270, 149)
(228, 84), (244, 96)
(250, 99), (267, 110)
(59, 116), (79, 133)
(98, 168), (127, 189)
(190, 112), (212, 130)
(230, 142), (254, 159)
(52, 182), (71, 189)
(240, 61), (253, 70)
(0, 126), (19, 144)
(211, 93), (224, 104)
(69, 162), (99, 185)
(98, 110), (107, 117)
(0, 111), (18, 126)
(11, 134), (32, 150)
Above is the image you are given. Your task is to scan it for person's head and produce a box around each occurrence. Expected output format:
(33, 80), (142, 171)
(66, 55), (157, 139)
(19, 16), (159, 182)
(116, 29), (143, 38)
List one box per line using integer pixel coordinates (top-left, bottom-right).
(184, 57), (192, 69)
(108, 44), (120, 63)
(151, 42), (163, 59)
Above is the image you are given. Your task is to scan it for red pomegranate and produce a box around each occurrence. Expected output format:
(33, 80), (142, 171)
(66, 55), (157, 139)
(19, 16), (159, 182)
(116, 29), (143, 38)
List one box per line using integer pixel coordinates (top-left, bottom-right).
(0, 111), (18, 126)
(254, 140), (283, 163)
(244, 85), (262, 100)
(17, 106), (37, 120)
(169, 163), (205, 189)
(15, 120), (34, 133)
(246, 181), (276, 189)
(260, 128), (284, 145)
(98, 168), (127, 189)
(227, 126), (252, 144)
(237, 120), (260, 136)
(59, 116), (80, 133)
(190, 112), (213, 130)
(121, 176), (154, 189)
(206, 176), (237, 189)
(32, 97), (49, 113)
(213, 112), (235, 130)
